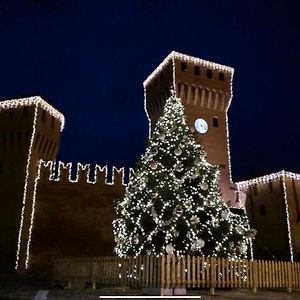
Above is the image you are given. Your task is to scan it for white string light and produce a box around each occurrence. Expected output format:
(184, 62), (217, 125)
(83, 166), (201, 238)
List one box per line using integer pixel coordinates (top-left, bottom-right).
(236, 170), (300, 189)
(25, 159), (43, 269)
(15, 105), (39, 270)
(282, 179), (294, 262)
(0, 96), (65, 131)
(143, 51), (233, 87)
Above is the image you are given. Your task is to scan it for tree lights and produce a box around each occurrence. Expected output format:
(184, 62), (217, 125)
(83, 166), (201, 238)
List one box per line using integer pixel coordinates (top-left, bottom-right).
(113, 92), (252, 258)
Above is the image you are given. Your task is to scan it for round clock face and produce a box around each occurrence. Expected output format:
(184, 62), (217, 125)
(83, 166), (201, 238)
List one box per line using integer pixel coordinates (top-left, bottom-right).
(194, 118), (208, 134)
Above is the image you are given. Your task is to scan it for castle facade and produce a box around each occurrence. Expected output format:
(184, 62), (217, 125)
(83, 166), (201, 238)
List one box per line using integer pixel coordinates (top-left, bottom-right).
(0, 52), (299, 273)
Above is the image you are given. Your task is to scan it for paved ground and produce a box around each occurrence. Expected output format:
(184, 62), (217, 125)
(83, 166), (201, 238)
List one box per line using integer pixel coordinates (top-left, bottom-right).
(1, 275), (300, 300)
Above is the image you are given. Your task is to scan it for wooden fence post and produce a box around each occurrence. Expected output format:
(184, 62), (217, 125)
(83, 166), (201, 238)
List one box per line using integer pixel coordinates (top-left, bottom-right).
(210, 257), (216, 295)
(287, 262), (292, 293)
(252, 260), (257, 293)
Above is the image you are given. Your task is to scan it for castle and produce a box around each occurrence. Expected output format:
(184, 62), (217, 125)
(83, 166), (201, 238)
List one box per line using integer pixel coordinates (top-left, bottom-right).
(0, 51), (299, 273)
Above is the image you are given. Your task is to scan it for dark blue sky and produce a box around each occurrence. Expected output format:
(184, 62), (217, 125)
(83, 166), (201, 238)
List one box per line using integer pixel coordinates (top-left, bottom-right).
(0, 0), (299, 181)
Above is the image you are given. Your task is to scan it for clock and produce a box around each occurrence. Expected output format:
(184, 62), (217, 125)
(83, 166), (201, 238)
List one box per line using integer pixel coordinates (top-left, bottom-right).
(194, 118), (208, 134)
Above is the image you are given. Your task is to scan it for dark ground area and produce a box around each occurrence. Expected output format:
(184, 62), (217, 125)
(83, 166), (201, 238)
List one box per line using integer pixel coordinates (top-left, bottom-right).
(1, 275), (300, 300)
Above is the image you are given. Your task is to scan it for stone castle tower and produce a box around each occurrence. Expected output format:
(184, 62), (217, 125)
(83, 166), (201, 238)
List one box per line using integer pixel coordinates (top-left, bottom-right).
(0, 97), (64, 272)
(143, 51), (235, 204)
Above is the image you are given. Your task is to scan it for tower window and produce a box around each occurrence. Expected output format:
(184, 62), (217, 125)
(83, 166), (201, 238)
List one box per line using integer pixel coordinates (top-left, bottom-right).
(181, 62), (188, 72)
(23, 106), (29, 117)
(213, 117), (219, 127)
(194, 66), (200, 75)
(0, 161), (3, 174)
(253, 184), (258, 195)
(259, 205), (266, 216)
(207, 69), (213, 79)
(9, 108), (14, 119)
(42, 110), (46, 123)
(269, 181), (273, 193)
(51, 116), (55, 129)
(219, 72), (225, 81)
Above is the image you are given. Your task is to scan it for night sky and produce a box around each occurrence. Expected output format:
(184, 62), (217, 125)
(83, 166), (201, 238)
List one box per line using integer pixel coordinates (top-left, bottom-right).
(0, 0), (299, 181)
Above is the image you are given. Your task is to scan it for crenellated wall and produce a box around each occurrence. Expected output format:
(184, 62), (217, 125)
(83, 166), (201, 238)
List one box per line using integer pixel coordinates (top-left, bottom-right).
(27, 160), (128, 270)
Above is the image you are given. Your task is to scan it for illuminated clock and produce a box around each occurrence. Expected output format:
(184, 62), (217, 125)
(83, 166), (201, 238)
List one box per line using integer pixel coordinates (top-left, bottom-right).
(194, 118), (208, 134)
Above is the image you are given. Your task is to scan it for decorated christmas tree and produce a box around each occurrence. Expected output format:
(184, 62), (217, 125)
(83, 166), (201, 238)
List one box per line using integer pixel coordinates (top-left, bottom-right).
(113, 90), (253, 258)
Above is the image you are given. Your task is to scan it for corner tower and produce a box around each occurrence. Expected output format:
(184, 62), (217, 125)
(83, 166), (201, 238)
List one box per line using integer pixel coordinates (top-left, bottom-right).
(143, 51), (235, 204)
(0, 96), (64, 272)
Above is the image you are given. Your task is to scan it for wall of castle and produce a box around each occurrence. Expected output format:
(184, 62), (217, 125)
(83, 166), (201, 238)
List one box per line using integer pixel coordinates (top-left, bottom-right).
(285, 177), (300, 260)
(28, 161), (127, 269)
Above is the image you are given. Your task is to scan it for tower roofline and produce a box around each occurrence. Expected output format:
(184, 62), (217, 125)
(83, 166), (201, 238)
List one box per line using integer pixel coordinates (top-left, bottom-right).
(236, 170), (300, 188)
(0, 96), (65, 131)
(143, 50), (234, 87)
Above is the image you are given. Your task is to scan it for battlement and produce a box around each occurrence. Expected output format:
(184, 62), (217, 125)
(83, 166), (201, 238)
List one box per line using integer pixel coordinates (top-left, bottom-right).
(39, 160), (133, 186)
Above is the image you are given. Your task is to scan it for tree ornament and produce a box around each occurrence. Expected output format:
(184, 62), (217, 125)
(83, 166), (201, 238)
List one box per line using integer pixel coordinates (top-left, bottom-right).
(166, 244), (174, 255)
(150, 161), (158, 170)
(159, 132), (166, 140)
(239, 244), (247, 254)
(196, 238), (205, 249)
(174, 148), (182, 156)
(175, 205), (183, 216)
(194, 157), (201, 164)
(190, 215), (200, 225)
(190, 126), (195, 133)
(200, 182), (208, 190)
(248, 228), (257, 239)
(151, 207), (157, 218)
(221, 211), (229, 220)
(133, 235), (139, 245)
(152, 192), (159, 198)
(151, 147), (158, 155)
(174, 230), (179, 237)
(176, 163), (183, 172)
(186, 201), (193, 211)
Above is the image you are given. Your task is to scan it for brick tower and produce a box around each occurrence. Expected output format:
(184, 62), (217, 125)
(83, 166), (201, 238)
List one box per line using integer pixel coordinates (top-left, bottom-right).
(143, 51), (235, 204)
(0, 97), (64, 272)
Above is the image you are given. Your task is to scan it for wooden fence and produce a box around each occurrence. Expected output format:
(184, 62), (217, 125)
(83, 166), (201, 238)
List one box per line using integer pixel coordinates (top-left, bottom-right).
(52, 255), (300, 292)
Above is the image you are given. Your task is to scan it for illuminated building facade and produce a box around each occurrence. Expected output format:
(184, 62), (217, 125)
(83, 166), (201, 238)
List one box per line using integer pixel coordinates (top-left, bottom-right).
(0, 52), (299, 273)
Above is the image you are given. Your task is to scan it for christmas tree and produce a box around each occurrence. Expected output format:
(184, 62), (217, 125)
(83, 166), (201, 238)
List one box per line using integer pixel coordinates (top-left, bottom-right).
(113, 90), (253, 258)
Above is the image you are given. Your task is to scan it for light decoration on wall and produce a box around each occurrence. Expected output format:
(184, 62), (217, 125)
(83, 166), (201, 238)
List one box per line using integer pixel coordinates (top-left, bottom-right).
(25, 159), (43, 269)
(236, 170), (300, 262)
(43, 161), (127, 185)
(143, 51), (233, 87)
(114, 92), (253, 259)
(15, 104), (39, 270)
(0, 96), (65, 131)
(24, 159), (129, 269)
(236, 170), (300, 189)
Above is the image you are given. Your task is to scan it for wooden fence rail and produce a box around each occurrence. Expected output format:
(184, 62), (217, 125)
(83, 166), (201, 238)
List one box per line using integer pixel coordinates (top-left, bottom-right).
(52, 255), (300, 291)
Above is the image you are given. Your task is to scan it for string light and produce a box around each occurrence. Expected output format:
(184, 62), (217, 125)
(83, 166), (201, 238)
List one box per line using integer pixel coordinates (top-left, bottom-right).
(0, 96), (65, 131)
(143, 51), (233, 87)
(236, 170), (300, 189)
(114, 93), (253, 259)
(15, 105), (39, 269)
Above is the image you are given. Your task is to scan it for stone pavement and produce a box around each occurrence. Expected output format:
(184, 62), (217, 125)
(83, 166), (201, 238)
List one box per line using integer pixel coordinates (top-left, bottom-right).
(1, 275), (300, 300)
